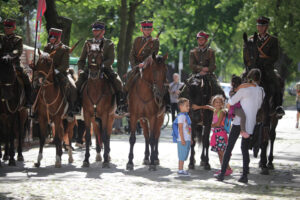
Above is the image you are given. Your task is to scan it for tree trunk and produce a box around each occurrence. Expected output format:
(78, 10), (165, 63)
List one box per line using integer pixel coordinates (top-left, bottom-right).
(116, 0), (128, 79)
(25, 10), (32, 46)
(44, 0), (72, 45)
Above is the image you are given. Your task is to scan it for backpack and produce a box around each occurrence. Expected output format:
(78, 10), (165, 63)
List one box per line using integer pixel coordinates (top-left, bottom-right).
(172, 112), (191, 143)
(223, 111), (232, 134)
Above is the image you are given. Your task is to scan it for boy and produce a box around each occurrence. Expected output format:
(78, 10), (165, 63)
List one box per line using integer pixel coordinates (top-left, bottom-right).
(176, 98), (192, 176)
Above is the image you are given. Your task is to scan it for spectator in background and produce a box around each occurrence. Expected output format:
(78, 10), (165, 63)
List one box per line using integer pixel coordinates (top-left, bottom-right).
(296, 82), (300, 128)
(169, 73), (184, 122)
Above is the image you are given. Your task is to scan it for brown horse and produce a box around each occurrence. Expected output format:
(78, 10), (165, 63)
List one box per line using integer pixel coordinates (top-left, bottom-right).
(0, 55), (27, 166)
(81, 41), (115, 168)
(33, 50), (73, 168)
(126, 52), (168, 171)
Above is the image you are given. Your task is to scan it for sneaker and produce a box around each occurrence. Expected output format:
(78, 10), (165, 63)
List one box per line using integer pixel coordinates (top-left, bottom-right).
(177, 170), (190, 176)
(225, 169), (233, 176)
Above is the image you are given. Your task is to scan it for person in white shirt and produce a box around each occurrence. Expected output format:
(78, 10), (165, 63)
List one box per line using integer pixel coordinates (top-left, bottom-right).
(216, 69), (265, 183)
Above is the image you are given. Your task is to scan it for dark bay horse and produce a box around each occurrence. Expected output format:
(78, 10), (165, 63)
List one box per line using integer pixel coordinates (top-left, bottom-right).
(126, 53), (168, 171)
(0, 55), (27, 166)
(180, 74), (225, 170)
(33, 50), (73, 167)
(243, 32), (283, 175)
(81, 41), (115, 168)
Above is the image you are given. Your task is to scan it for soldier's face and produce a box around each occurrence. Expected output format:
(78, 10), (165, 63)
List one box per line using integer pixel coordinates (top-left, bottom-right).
(49, 36), (61, 44)
(197, 37), (207, 46)
(257, 25), (268, 35)
(93, 30), (105, 39)
(141, 28), (153, 37)
(4, 25), (16, 35)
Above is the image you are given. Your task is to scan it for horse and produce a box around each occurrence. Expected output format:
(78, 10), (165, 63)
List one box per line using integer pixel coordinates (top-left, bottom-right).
(180, 74), (225, 170)
(243, 32), (284, 175)
(32, 50), (74, 168)
(126, 52), (168, 171)
(81, 40), (115, 168)
(0, 55), (27, 166)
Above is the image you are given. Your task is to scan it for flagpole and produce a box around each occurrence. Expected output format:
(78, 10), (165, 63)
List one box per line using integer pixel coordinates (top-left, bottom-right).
(30, 20), (38, 117)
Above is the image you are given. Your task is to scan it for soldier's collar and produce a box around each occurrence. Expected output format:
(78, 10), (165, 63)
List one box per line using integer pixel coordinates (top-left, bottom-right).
(197, 45), (207, 52)
(51, 42), (62, 49)
(93, 37), (104, 43)
(258, 33), (269, 41)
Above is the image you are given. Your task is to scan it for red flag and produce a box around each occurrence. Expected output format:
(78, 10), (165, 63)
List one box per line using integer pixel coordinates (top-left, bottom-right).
(35, 0), (46, 31)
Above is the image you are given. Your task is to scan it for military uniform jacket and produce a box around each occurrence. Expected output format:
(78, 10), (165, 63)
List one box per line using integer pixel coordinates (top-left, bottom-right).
(0, 33), (23, 65)
(78, 37), (114, 71)
(189, 47), (216, 74)
(129, 36), (159, 67)
(44, 42), (70, 74)
(255, 33), (279, 71)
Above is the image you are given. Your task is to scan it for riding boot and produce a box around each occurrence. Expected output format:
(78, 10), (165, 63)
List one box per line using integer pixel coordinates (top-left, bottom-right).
(74, 71), (88, 115)
(16, 66), (32, 108)
(57, 72), (73, 119)
(116, 91), (127, 114)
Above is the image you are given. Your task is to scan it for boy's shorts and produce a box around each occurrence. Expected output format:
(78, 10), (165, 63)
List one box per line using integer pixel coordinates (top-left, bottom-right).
(297, 101), (300, 112)
(177, 141), (191, 161)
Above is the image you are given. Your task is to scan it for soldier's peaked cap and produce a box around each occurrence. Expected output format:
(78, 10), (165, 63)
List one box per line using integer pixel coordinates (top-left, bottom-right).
(257, 16), (270, 26)
(49, 28), (62, 38)
(140, 20), (153, 28)
(3, 18), (16, 27)
(196, 31), (209, 39)
(92, 21), (105, 30)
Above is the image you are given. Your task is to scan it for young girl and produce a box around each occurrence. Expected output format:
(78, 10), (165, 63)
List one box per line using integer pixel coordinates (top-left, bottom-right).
(192, 95), (232, 176)
(229, 75), (256, 138)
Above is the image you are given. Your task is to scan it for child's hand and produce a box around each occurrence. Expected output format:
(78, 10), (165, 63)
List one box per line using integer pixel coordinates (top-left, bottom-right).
(192, 104), (200, 110)
(181, 140), (186, 146)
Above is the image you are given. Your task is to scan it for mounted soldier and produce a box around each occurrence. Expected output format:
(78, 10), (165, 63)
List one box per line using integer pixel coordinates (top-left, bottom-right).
(253, 16), (285, 117)
(0, 18), (32, 107)
(42, 28), (78, 119)
(127, 20), (170, 108)
(75, 21), (125, 114)
(188, 31), (223, 94)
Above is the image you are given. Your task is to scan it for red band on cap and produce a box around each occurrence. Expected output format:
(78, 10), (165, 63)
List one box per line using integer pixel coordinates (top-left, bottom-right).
(4, 21), (15, 26)
(49, 32), (61, 37)
(141, 23), (153, 27)
(197, 32), (209, 39)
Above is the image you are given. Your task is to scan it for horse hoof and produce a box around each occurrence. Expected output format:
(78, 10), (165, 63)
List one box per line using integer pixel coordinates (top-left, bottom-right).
(260, 168), (269, 175)
(188, 164), (195, 170)
(96, 154), (102, 162)
(143, 160), (150, 165)
(102, 162), (110, 168)
(17, 155), (24, 162)
(82, 161), (90, 168)
(154, 159), (160, 165)
(3, 154), (9, 161)
(204, 163), (211, 170)
(55, 162), (62, 168)
(267, 163), (274, 170)
(68, 157), (74, 164)
(149, 165), (156, 171)
(200, 161), (205, 166)
(8, 160), (16, 166)
(126, 163), (134, 171)
(34, 162), (40, 168)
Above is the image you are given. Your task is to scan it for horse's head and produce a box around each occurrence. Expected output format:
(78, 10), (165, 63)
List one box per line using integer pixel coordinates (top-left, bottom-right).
(35, 49), (54, 84)
(87, 41), (104, 79)
(144, 52), (168, 84)
(243, 32), (259, 70)
(0, 54), (17, 101)
(188, 74), (212, 106)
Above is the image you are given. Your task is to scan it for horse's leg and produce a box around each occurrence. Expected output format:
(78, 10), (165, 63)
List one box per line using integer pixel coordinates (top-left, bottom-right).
(203, 124), (211, 170)
(260, 126), (270, 175)
(8, 120), (16, 166)
(34, 119), (46, 167)
(188, 124), (197, 169)
(63, 122), (74, 164)
(149, 117), (156, 171)
(153, 114), (164, 166)
(17, 111), (26, 162)
(93, 119), (102, 162)
(82, 117), (91, 167)
(140, 119), (150, 165)
(102, 116), (112, 168)
(3, 142), (9, 161)
(54, 119), (63, 168)
(126, 115), (137, 170)
(268, 117), (278, 170)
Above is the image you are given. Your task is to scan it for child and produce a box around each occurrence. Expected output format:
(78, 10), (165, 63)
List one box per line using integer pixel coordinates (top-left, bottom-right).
(192, 95), (232, 176)
(176, 98), (192, 176)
